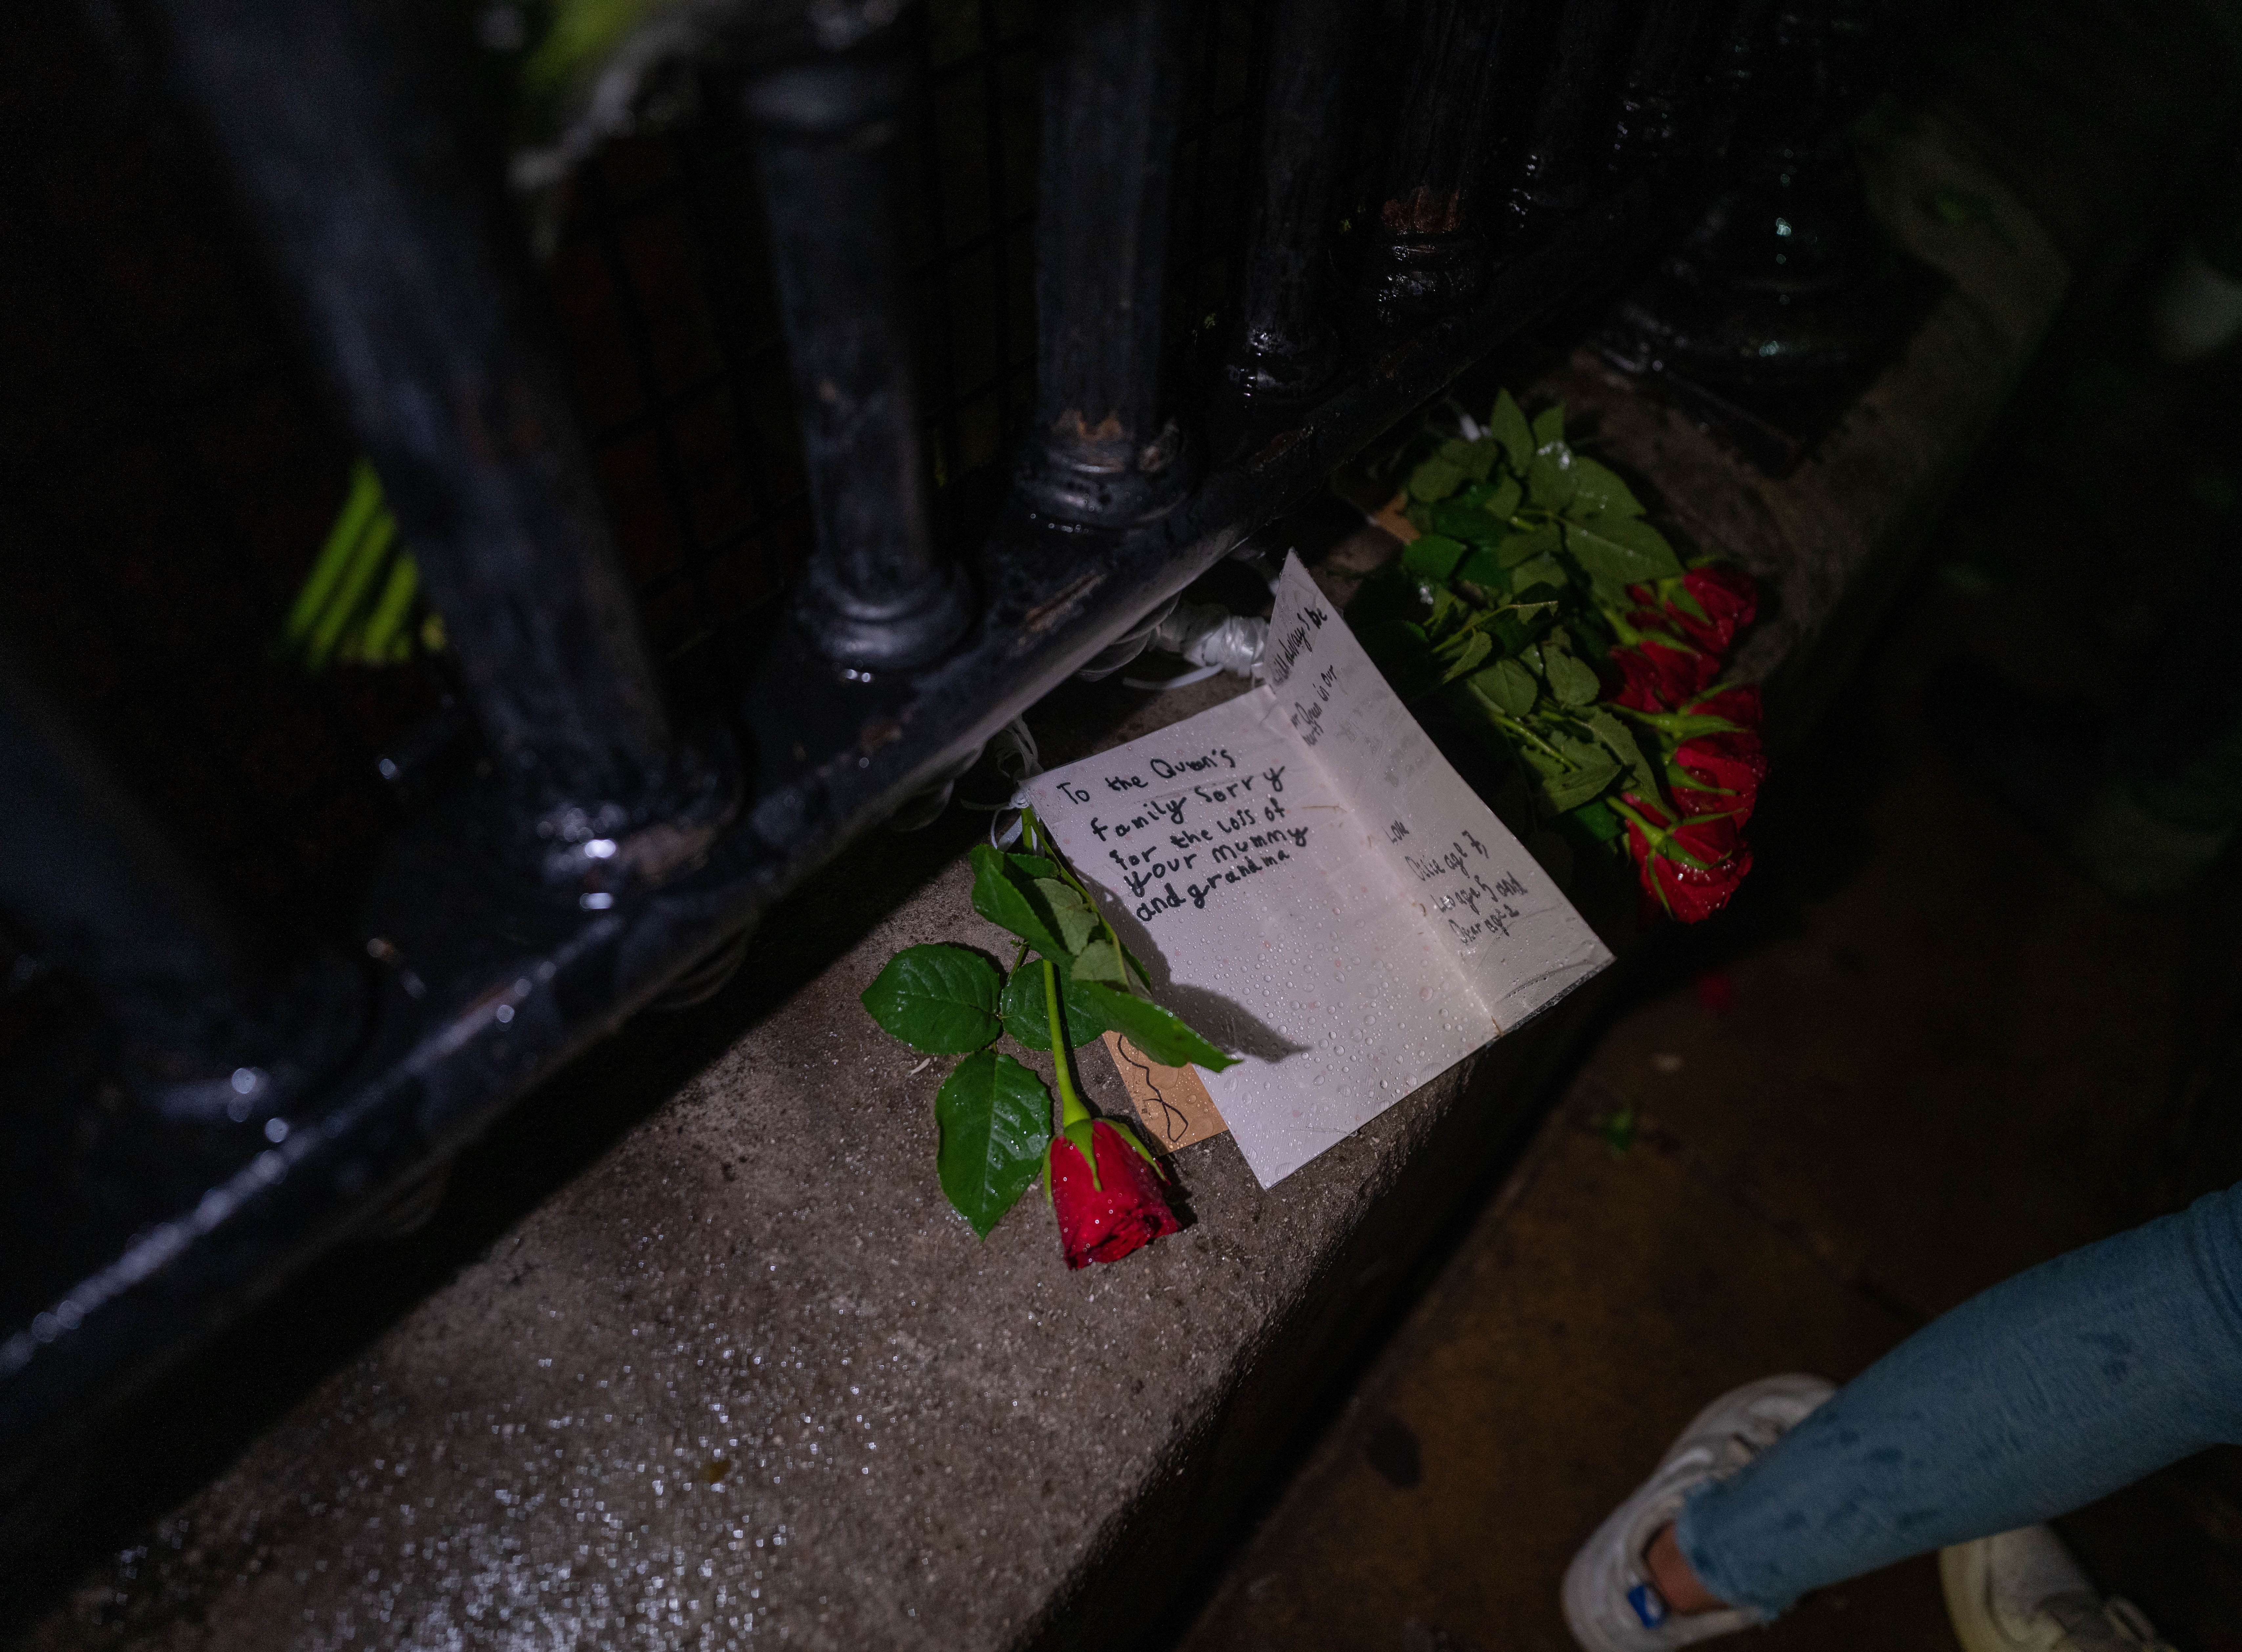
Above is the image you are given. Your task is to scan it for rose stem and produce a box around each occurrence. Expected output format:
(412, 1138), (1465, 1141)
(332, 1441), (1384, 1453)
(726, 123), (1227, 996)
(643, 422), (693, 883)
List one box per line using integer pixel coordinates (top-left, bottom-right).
(1042, 959), (1091, 1130)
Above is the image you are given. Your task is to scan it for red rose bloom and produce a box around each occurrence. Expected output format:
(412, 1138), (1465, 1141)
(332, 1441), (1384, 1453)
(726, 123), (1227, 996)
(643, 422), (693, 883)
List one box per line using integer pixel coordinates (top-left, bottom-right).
(1619, 793), (1753, 924)
(1682, 683), (1763, 731)
(1050, 1120), (1181, 1269)
(1622, 566), (1757, 656)
(1623, 793), (1742, 864)
(1641, 847), (1755, 923)
(1673, 731), (1768, 822)
(1671, 567), (1758, 654)
(1609, 639), (1720, 712)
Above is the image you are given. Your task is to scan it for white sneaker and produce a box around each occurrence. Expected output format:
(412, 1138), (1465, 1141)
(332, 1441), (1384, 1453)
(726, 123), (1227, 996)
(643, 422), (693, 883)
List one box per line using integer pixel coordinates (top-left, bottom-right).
(1941, 1526), (2177, 1652)
(1562, 1374), (1836, 1651)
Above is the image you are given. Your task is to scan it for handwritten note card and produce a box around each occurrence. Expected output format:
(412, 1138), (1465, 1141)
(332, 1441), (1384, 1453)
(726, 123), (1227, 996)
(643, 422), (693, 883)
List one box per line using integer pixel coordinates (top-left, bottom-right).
(1025, 554), (1614, 1187)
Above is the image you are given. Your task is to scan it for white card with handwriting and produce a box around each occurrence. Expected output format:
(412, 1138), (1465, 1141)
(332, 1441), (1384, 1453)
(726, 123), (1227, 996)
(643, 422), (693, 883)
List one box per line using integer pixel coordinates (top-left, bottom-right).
(1024, 553), (1613, 1187)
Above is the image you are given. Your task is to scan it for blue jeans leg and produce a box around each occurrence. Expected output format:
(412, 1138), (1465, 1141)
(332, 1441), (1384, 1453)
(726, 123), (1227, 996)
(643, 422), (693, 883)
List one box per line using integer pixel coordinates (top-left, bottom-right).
(1673, 1181), (2242, 1618)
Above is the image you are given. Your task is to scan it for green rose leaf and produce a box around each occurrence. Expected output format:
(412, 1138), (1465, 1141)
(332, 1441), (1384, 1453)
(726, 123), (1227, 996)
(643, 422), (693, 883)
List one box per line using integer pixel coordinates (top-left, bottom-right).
(1454, 475), (1521, 519)
(1426, 498), (1510, 547)
(1455, 547), (1510, 589)
(1569, 457), (1645, 518)
(969, 844), (1071, 961)
(1437, 436), (1497, 481)
(1407, 456), (1465, 501)
(1570, 797), (1625, 842)
(935, 1050), (1055, 1238)
(1001, 961), (1112, 1050)
(1510, 554), (1569, 595)
(1119, 938), (1155, 989)
(1438, 630), (1493, 683)
(1034, 877), (1100, 955)
(1531, 402), (1565, 448)
(1527, 452), (1577, 512)
(1475, 657), (1540, 718)
(1070, 938), (1130, 985)
(1563, 515), (1682, 587)
(1489, 603), (1554, 656)
(1490, 389), (1534, 469)
(860, 943), (1005, 1053)
(1007, 854), (1058, 880)
(1496, 520), (1565, 570)
(1364, 619), (1445, 702)
(1071, 981), (1236, 1071)
(1586, 709), (1662, 799)
(1544, 648), (1601, 707)
(1536, 744), (1620, 811)
(1400, 533), (1468, 582)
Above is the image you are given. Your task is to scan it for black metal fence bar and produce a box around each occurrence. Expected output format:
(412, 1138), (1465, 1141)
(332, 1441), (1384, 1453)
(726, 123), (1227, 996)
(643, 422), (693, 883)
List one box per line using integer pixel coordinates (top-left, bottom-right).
(1612, 0), (1720, 171)
(744, 48), (974, 669)
(144, 0), (731, 890)
(1511, 0), (1642, 236)
(1017, 0), (1195, 527)
(1363, 0), (1517, 327)
(1224, 0), (1359, 404)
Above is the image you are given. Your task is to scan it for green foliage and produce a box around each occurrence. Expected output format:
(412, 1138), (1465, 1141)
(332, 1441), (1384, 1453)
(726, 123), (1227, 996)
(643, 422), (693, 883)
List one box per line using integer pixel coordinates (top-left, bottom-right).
(280, 459), (443, 671)
(1563, 514), (1683, 594)
(1035, 878), (1101, 953)
(969, 846), (1073, 963)
(1489, 389), (1534, 467)
(1364, 391), (1721, 863)
(1401, 534), (1468, 582)
(934, 1052), (1054, 1238)
(859, 944), (1005, 1053)
(1001, 963), (1110, 1051)
(1072, 981), (1234, 1072)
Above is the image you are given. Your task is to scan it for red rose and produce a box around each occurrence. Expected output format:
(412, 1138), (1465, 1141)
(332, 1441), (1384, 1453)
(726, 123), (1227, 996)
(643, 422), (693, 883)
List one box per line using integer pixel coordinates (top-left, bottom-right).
(1623, 792), (1742, 864)
(1673, 567), (1758, 655)
(1622, 566), (1757, 656)
(1673, 731), (1767, 823)
(1619, 793), (1753, 924)
(1682, 683), (1763, 731)
(1641, 847), (1755, 923)
(1668, 766), (1738, 820)
(1609, 639), (1719, 712)
(1050, 1120), (1181, 1269)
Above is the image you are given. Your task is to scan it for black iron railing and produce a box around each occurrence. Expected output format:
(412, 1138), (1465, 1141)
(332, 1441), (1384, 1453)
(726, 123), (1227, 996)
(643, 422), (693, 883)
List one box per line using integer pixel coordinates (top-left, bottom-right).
(0, 0), (1817, 1517)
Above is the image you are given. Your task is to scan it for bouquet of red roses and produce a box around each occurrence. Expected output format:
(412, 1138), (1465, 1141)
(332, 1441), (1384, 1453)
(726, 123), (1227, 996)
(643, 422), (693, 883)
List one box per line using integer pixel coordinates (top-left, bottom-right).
(1349, 390), (1766, 923)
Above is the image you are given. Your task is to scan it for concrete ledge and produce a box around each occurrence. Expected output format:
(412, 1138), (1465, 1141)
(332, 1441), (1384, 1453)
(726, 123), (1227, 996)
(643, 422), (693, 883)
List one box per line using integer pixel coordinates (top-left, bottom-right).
(34, 14), (2227, 1646)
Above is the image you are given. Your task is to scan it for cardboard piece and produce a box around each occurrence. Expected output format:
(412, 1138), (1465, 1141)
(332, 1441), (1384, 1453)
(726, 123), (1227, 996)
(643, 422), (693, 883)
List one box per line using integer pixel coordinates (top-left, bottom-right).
(1101, 1031), (1228, 1151)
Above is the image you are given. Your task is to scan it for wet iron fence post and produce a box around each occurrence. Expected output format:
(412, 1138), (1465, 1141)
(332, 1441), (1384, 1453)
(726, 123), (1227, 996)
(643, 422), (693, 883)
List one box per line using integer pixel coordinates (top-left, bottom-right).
(743, 48), (975, 673)
(1362, 0), (1515, 328)
(1610, 0), (1722, 175)
(1508, 0), (1641, 239)
(1223, 0), (1362, 406)
(144, 0), (733, 900)
(1017, 0), (1195, 528)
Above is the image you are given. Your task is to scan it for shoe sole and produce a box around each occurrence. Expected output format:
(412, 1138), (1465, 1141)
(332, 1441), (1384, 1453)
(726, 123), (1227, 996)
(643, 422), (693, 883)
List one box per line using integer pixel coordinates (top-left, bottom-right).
(1940, 1541), (2008, 1652)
